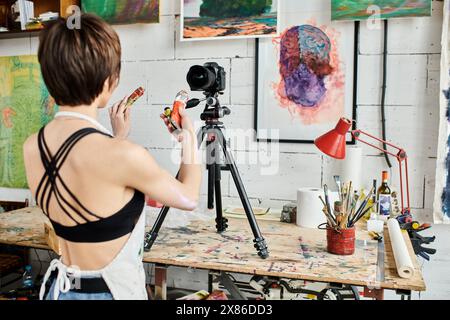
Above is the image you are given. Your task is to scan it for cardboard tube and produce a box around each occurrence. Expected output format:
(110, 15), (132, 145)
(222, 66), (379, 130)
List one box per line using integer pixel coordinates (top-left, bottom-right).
(387, 218), (415, 279)
(340, 146), (362, 191)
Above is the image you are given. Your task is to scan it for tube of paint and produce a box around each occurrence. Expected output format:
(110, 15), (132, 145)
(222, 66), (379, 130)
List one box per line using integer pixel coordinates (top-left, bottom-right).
(125, 87), (145, 109)
(170, 90), (189, 130)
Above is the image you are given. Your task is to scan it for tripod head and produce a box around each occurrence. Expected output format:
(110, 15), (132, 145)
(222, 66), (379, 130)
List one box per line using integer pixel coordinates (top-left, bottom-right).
(186, 92), (231, 122)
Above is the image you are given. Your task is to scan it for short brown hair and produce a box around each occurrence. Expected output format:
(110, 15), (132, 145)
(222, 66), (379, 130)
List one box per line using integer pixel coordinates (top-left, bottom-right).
(38, 14), (121, 106)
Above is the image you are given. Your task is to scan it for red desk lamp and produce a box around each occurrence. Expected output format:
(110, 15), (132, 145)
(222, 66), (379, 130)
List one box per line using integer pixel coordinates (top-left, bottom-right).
(315, 117), (411, 215)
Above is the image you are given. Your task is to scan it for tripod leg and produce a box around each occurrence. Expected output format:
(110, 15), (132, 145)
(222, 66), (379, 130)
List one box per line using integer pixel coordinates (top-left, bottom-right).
(214, 161), (228, 232)
(207, 139), (215, 210)
(215, 129), (269, 259)
(144, 127), (207, 252)
(144, 206), (170, 252)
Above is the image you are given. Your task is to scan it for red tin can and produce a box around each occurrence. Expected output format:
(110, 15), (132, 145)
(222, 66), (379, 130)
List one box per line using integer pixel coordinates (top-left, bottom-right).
(326, 226), (355, 255)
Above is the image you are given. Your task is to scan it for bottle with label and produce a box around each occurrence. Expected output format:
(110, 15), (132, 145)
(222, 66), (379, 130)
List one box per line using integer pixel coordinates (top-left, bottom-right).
(377, 171), (392, 216)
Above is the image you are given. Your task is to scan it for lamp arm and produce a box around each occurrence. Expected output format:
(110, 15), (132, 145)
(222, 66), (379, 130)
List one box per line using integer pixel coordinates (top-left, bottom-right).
(350, 129), (411, 215)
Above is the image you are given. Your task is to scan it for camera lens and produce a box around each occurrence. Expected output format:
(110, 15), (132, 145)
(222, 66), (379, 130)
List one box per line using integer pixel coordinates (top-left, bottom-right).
(187, 65), (216, 91)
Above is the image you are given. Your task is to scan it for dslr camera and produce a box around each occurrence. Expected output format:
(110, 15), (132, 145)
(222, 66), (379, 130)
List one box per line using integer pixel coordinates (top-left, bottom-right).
(186, 62), (226, 94)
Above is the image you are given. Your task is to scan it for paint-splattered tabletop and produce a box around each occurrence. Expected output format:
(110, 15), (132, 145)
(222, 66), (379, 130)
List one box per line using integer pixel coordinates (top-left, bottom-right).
(0, 207), (425, 291)
(0, 207), (49, 249)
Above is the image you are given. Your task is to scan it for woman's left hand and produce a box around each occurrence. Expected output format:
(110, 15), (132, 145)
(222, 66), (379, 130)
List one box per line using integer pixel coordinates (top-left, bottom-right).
(109, 96), (131, 139)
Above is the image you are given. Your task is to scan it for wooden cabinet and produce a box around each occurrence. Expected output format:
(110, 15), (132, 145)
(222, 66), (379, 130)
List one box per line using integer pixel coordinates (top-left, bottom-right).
(0, 0), (79, 39)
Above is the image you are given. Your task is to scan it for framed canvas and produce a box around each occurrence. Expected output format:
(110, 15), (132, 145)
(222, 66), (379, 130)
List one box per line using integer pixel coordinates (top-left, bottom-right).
(433, 0), (450, 223)
(82, 0), (159, 25)
(331, 0), (432, 21)
(181, 0), (280, 41)
(255, 0), (358, 143)
(0, 55), (56, 188)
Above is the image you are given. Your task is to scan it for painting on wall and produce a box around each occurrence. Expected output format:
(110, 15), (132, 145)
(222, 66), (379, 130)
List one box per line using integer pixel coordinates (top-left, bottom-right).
(82, 0), (159, 25)
(433, 0), (450, 224)
(255, 1), (357, 143)
(181, 0), (279, 41)
(331, 0), (432, 21)
(0, 55), (56, 189)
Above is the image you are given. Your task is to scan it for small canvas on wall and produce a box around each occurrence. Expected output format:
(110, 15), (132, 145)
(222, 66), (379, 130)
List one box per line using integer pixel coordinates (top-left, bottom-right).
(181, 0), (279, 41)
(256, 1), (356, 143)
(82, 0), (159, 25)
(332, 0), (432, 21)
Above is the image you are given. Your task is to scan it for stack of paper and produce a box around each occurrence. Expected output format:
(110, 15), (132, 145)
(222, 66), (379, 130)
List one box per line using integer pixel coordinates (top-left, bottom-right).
(18, 0), (34, 30)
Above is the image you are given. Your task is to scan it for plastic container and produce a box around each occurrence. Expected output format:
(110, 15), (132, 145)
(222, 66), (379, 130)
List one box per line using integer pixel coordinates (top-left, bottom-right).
(22, 265), (33, 288)
(326, 227), (355, 255)
(367, 218), (384, 233)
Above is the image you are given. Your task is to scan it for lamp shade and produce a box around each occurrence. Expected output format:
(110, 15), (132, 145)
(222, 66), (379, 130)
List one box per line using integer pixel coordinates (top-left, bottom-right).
(314, 118), (352, 159)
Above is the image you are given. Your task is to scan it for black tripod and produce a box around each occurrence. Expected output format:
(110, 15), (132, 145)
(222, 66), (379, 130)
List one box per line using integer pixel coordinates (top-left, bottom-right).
(144, 95), (269, 259)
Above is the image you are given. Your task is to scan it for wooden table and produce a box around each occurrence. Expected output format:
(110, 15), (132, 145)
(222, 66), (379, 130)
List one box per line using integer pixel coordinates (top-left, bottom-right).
(0, 207), (426, 299)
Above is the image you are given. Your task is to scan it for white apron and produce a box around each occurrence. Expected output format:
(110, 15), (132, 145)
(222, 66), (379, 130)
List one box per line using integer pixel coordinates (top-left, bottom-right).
(39, 212), (147, 300)
(38, 111), (147, 300)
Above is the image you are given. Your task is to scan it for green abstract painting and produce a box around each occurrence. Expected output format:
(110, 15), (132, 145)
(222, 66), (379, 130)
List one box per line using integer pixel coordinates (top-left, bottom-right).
(82, 0), (159, 25)
(182, 0), (279, 40)
(0, 55), (56, 188)
(332, 0), (432, 21)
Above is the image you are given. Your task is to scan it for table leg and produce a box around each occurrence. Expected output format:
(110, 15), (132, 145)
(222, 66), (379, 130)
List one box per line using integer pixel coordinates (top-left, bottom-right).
(397, 289), (412, 300)
(208, 271), (215, 293)
(154, 264), (168, 300)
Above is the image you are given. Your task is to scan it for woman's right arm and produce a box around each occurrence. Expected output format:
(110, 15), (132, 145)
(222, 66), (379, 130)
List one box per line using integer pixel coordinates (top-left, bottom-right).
(120, 141), (201, 211)
(111, 98), (202, 211)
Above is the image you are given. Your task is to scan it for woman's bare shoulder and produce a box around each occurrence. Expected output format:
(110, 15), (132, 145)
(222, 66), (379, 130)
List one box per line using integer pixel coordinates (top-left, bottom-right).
(82, 135), (153, 170)
(88, 137), (158, 184)
(107, 139), (157, 175)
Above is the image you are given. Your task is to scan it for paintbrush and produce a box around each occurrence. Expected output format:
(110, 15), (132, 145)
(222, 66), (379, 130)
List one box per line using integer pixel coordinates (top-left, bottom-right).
(322, 208), (337, 228)
(346, 181), (352, 215)
(351, 191), (359, 219)
(341, 183), (347, 206)
(319, 196), (336, 227)
(347, 192), (356, 222)
(349, 203), (377, 227)
(319, 196), (337, 224)
(340, 213), (349, 229)
(333, 175), (343, 201)
(323, 185), (333, 222)
(349, 188), (374, 226)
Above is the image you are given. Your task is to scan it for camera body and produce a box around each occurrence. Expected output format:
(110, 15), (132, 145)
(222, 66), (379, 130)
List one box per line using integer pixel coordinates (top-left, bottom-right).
(187, 62), (226, 94)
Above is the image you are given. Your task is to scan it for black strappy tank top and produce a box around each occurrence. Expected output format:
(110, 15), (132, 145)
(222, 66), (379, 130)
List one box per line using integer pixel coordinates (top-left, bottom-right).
(35, 126), (145, 243)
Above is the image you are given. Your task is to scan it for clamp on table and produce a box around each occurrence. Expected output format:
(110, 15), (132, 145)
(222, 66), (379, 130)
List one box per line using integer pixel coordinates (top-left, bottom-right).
(396, 214), (436, 261)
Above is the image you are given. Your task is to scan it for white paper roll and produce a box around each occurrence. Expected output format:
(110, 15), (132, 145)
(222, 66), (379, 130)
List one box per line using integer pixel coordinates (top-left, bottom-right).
(296, 188), (338, 228)
(340, 146), (362, 190)
(387, 218), (415, 279)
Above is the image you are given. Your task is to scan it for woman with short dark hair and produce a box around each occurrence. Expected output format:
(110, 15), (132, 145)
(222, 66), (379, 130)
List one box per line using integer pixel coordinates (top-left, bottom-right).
(23, 14), (201, 300)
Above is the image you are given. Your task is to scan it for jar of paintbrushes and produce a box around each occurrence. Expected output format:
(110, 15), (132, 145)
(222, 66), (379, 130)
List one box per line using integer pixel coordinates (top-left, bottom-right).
(319, 181), (376, 256)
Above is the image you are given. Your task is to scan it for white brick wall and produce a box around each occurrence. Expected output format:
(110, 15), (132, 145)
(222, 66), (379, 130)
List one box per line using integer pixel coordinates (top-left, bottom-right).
(0, 0), (444, 222)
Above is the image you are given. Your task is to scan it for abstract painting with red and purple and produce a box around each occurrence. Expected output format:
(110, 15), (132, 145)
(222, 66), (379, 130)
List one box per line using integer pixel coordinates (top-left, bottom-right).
(274, 24), (345, 125)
